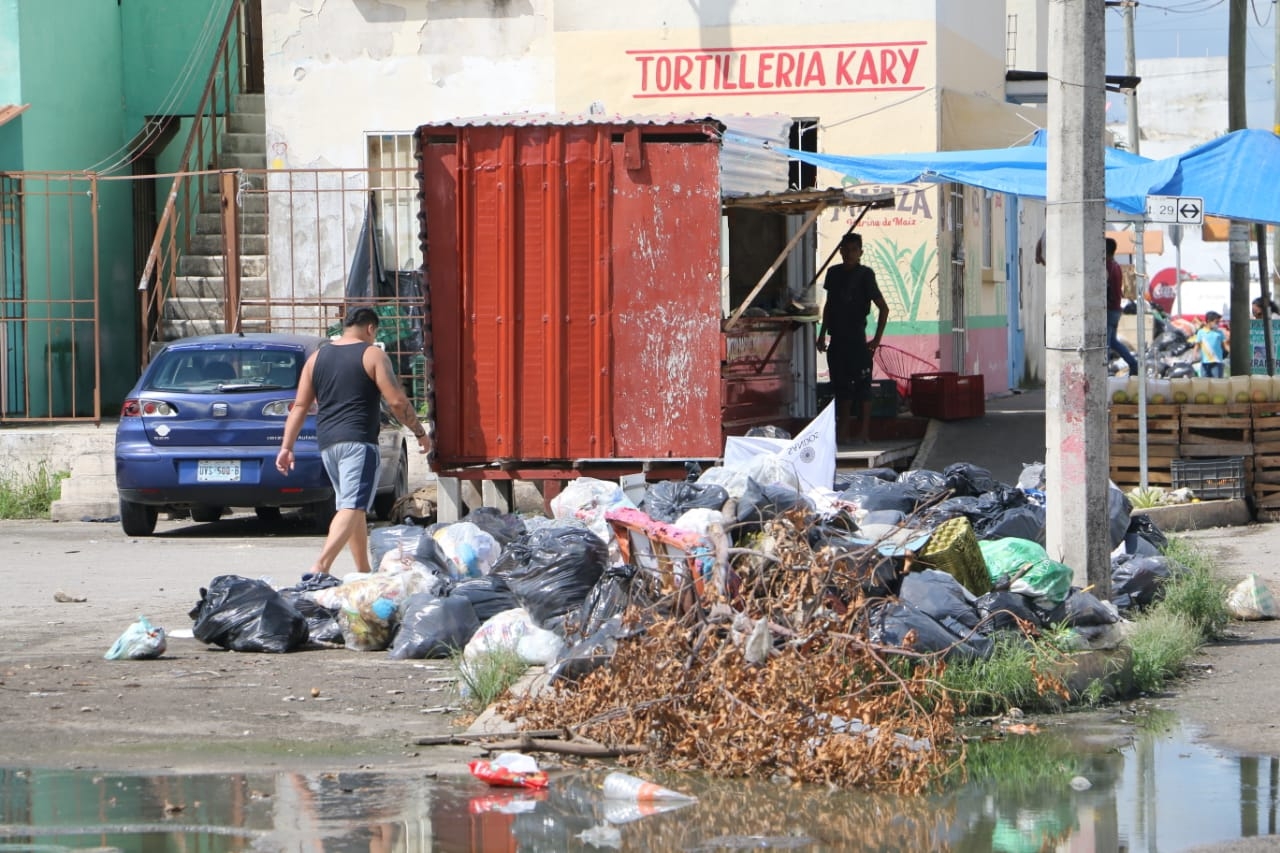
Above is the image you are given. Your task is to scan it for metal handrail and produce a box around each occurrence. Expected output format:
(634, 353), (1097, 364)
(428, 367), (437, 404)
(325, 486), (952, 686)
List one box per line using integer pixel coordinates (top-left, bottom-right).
(136, 0), (247, 362)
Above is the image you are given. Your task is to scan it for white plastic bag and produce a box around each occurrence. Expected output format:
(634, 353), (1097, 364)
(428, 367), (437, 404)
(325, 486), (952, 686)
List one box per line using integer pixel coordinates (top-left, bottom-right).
(549, 477), (634, 561)
(104, 615), (167, 660)
(433, 522), (502, 578)
(1226, 574), (1278, 620)
(464, 607), (564, 665)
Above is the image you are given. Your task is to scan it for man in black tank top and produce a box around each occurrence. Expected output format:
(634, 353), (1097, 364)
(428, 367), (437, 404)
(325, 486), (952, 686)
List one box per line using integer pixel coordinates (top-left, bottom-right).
(276, 307), (432, 574)
(816, 233), (889, 445)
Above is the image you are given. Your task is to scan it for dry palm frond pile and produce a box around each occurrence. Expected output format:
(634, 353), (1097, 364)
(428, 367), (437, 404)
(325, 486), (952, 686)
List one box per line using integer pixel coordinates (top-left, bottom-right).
(503, 513), (966, 794)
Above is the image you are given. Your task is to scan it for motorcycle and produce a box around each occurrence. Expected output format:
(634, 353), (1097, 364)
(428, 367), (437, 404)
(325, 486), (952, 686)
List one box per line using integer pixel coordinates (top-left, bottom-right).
(1108, 326), (1197, 379)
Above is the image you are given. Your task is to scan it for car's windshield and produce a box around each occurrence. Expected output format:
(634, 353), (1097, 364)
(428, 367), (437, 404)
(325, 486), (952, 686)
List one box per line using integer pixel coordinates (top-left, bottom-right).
(145, 348), (304, 393)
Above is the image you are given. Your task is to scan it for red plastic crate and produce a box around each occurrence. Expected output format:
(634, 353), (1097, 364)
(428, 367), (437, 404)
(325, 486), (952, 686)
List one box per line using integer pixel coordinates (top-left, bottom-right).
(909, 372), (985, 420)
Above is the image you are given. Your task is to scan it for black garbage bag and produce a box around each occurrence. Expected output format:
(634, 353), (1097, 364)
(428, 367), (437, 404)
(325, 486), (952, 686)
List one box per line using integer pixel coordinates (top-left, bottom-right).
(563, 564), (637, 644)
(898, 569), (982, 637)
(449, 576), (520, 623)
(1108, 485), (1134, 551)
(464, 507), (527, 547)
(369, 523), (452, 575)
(862, 509), (908, 527)
(926, 495), (983, 525)
(1039, 587), (1120, 628)
(1111, 554), (1179, 611)
(975, 590), (1044, 633)
(189, 575), (309, 653)
(734, 479), (812, 530)
(549, 616), (629, 686)
(869, 601), (992, 661)
(387, 593), (480, 660)
(943, 462), (998, 497)
(278, 590), (343, 644)
(641, 480), (730, 524)
(979, 504), (1046, 544)
(839, 478), (921, 515)
(491, 527), (608, 629)
(897, 469), (948, 499)
(1126, 513), (1169, 553)
(835, 468), (897, 489)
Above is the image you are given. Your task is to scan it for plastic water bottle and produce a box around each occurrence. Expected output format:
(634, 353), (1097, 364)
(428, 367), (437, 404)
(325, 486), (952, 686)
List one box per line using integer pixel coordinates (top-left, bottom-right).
(602, 771), (697, 802)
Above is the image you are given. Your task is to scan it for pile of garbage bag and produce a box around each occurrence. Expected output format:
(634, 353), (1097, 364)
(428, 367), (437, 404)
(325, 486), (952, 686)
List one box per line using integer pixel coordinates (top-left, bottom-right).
(174, 426), (1184, 790)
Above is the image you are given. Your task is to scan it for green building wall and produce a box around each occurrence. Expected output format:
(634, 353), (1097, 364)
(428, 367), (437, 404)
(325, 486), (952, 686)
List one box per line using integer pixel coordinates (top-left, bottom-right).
(1, 0), (230, 417)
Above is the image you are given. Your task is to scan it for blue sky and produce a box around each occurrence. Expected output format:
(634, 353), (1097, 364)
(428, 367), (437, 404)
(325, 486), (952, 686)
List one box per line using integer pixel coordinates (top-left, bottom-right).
(1104, 0), (1276, 127)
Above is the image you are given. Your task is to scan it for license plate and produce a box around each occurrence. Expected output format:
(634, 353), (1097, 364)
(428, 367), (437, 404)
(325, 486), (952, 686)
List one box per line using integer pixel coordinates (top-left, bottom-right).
(197, 460), (241, 482)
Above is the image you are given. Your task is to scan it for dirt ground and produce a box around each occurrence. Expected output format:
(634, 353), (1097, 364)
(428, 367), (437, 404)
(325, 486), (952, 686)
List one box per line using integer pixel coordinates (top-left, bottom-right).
(4, 512), (1280, 783)
(0, 515), (477, 775)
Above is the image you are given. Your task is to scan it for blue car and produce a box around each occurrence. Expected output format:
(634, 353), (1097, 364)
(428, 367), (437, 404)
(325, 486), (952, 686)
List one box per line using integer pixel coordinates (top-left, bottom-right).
(115, 333), (409, 536)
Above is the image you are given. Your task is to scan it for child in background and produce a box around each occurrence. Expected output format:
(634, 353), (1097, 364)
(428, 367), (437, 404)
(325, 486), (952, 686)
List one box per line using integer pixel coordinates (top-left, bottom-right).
(1193, 311), (1229, 377)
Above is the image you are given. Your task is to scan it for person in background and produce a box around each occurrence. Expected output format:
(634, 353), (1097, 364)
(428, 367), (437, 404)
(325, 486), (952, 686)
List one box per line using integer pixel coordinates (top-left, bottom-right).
(1252, 297), (1280, 320)
(816, 232), (889, 445)
(1192, 310), (1229, 378)
(1105, 237), (1140, 376)
(276, 306), (431, 575)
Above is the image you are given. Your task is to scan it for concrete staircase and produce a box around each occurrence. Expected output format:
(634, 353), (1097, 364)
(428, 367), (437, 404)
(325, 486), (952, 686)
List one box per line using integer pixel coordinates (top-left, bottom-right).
(162, 92), (270, 340)
(0, 423), (121, 522)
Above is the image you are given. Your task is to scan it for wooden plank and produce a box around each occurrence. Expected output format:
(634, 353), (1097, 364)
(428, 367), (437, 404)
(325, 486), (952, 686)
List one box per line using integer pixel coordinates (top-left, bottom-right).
(1177, 440), (1254, 456)
(1109, 404), (1180, 445)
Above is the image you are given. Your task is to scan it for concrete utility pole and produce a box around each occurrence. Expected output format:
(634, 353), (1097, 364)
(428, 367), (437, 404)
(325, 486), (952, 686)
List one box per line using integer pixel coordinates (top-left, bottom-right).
(1229, 0), (1251, 374)
(1045, 0), (1111, 595)
(1123, 1), (1140, 155)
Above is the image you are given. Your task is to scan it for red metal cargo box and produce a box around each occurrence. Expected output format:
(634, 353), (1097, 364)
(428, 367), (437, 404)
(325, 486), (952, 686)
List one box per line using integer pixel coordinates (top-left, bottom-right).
(418, 120), (724, 467)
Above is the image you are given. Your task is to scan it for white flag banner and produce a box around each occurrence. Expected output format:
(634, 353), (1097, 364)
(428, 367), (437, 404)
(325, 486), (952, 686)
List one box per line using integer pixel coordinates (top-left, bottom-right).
(721, 402), (837, 493)
(779, 402), (836, 492)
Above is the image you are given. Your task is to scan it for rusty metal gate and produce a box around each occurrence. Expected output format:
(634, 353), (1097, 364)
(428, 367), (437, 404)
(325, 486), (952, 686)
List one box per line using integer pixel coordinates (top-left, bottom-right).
(0, 172), (102, 422)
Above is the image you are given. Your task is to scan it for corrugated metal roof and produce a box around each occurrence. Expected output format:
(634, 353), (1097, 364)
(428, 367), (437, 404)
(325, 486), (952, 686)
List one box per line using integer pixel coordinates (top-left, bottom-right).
(417, 110), (793, 199)
(0, 104), (30, 128)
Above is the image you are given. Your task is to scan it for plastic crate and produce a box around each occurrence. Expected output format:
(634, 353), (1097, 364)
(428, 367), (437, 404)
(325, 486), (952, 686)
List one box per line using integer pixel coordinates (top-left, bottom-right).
(870, 379), (899, 417)
(1171, 456), (1247, 500)
(909, 372), (985, 420)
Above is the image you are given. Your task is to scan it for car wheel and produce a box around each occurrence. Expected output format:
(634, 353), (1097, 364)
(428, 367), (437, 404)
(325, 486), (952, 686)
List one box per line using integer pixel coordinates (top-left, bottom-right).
(373, 446), (409, 521)
(120, 499), (158, 537)
(255, 506), (283, 524)
(190, 504), (225, 523)
(309, 494), (336, 534)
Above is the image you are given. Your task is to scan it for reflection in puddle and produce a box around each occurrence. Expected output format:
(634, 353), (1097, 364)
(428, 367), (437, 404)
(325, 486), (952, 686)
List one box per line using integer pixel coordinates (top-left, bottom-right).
(1, 720), (1278, 851)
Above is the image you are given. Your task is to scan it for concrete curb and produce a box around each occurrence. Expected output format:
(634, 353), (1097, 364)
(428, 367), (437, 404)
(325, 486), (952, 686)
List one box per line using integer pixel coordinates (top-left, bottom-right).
(1133, 498), (1252, 532)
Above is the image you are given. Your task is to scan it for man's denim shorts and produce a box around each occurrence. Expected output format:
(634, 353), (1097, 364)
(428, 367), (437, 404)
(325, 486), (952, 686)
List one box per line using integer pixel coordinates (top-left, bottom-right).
(320, 441), (382, 512)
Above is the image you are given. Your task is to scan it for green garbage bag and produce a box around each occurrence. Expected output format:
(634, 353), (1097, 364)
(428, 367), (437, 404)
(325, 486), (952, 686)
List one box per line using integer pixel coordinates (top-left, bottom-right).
(977, 537), (1073, 609)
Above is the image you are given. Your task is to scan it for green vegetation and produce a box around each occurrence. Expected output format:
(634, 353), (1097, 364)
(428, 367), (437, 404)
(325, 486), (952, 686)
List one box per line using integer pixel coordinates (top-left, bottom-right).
(453, 647), (528, 714)
(943, 534), (1230, 712)
(1127, 609), (1202, 693)
(0, 463), (67, 519)
(941, 632), (1074, 716)
(1156, 538), (1231, 640)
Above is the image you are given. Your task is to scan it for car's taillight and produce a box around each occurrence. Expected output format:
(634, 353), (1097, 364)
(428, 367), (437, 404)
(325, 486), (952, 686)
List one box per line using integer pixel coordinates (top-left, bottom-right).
(121, 398), (177, 417)
(262, 399), (316, 417)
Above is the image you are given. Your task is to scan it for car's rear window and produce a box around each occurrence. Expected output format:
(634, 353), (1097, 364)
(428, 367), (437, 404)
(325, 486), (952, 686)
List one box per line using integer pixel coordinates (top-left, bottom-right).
(145, 348), (305, 393)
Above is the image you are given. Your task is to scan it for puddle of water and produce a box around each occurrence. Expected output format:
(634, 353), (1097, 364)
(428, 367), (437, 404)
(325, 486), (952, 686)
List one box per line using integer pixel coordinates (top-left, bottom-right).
(2, 718), (1278, 851)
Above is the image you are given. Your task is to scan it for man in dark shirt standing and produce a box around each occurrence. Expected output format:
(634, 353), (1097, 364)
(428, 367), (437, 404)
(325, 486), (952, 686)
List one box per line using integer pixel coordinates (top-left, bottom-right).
(276, 306), (432, 575)
(816, 232), (889, 445)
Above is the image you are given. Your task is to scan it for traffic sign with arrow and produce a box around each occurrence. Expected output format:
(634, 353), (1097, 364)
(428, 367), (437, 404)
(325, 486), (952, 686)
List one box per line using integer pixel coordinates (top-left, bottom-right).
(1146, 195), (1204, 225)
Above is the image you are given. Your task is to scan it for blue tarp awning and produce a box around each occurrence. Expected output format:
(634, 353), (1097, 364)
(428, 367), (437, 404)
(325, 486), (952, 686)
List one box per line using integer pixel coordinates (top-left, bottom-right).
(1106, 129), (1280, 225)
(777, 128), (1280, 224)
(776, 129), (1151, 211)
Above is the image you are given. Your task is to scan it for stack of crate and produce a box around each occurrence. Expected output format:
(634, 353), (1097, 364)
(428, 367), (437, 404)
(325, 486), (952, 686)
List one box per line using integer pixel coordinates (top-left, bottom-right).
(1108, 403), (1180, 490)
(1253, 401), (1280, 512)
